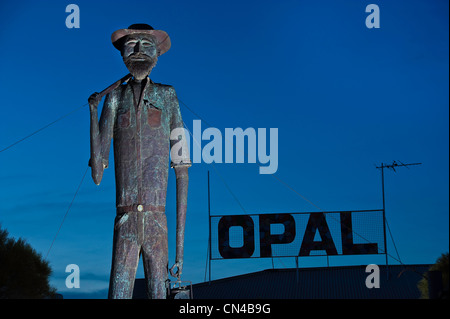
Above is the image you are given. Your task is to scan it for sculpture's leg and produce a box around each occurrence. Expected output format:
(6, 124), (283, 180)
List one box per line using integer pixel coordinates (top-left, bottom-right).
(108, 213), (140, 299)
(141, 211), (169, 299)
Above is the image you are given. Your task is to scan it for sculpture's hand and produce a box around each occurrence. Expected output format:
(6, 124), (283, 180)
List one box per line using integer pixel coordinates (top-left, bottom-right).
(169, 260), (183, 279)
(88, 92), (102, 110)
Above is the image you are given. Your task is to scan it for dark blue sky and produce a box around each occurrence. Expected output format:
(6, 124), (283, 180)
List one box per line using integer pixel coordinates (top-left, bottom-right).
(0, 0), (448, 298)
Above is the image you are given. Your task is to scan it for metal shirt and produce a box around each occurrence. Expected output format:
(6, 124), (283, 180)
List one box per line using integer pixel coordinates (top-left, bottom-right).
(97, 78), (191, 209)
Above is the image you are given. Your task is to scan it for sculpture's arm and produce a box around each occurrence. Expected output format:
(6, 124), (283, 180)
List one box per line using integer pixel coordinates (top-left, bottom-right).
(172, 165), (189, 277)
(89, 92), (116, 185)
(168, 86), (191, 278)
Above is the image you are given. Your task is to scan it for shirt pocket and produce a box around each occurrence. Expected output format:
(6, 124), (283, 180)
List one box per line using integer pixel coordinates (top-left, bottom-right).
(147, 105), (162, 127)
(117, 108), (130, 129)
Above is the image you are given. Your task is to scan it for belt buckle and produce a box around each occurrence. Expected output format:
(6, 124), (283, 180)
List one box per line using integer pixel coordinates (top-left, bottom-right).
(137, 204), (144, 212)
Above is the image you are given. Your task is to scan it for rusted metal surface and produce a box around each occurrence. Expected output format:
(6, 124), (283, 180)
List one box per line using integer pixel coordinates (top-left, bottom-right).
(88, 24), (190, 299)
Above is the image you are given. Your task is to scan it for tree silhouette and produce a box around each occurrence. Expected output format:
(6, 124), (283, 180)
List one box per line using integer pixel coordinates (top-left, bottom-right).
(418, 252), (449, 299)
(0, 225), (56, 298)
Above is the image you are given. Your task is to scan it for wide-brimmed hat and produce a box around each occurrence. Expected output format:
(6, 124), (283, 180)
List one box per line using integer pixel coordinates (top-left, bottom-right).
(111, 24), (171, 56)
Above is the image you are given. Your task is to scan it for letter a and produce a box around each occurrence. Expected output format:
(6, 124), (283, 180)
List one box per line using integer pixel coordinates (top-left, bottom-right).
(65, 4), (80, 29)
(65, 264), (80, 288)
(365, 264), (380, 288)
(365, 4), (380, 29)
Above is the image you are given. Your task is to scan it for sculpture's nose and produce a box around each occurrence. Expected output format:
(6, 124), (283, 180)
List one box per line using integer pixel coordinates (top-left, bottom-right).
(134, 41), (141, 53)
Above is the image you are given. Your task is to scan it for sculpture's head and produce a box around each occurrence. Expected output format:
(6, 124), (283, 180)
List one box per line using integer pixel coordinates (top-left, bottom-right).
(111, 24), (171, 81)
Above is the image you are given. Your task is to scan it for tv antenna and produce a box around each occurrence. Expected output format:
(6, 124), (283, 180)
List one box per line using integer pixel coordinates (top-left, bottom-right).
(376, 160), (422, 173)
(376, 160), (422, 277)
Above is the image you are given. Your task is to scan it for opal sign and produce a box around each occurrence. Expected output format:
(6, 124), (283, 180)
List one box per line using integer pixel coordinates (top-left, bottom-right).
(209, 210), (385, 260)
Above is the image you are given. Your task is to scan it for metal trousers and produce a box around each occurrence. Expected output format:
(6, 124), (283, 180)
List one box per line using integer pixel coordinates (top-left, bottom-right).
(108, 211), (168, 299)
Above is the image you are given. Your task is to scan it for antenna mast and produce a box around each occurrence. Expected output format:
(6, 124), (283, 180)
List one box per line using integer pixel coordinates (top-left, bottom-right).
(376, 161), (422, 278)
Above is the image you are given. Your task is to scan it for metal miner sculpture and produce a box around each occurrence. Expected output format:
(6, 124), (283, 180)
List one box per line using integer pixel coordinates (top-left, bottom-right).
(88, 24), (191, 299)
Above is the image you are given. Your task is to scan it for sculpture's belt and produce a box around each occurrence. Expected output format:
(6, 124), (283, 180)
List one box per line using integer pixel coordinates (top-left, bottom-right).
(116, 204), (165, 214)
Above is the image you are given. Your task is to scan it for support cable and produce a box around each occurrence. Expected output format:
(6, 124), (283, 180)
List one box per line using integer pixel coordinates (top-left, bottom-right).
(385, 217), (403, 264)
(45, 166), (89, 259)
(0, 103), (88, 154)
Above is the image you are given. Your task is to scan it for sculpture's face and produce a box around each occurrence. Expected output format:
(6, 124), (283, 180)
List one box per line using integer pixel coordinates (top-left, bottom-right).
(122, 34), (158, 81)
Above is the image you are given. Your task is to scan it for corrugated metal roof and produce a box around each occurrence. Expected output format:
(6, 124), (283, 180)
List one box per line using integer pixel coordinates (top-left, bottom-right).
(191, 264), (430, 299)
(132, 264), (430, 299)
